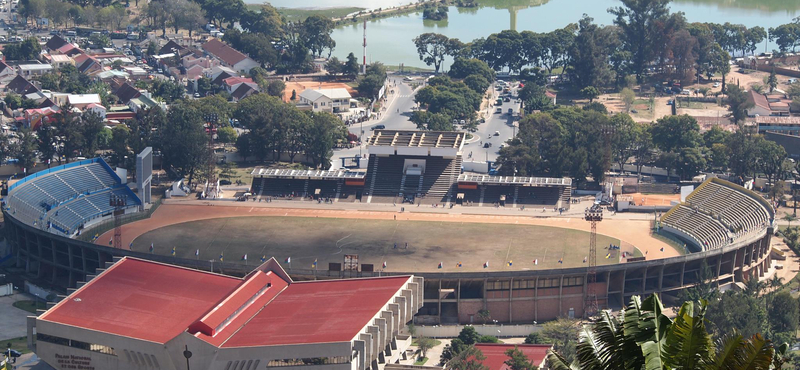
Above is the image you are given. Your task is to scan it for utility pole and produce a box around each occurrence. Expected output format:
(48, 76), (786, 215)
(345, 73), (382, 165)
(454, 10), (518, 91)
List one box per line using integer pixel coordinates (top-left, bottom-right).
(362, 20), (367, 75)
(584, 206), (603, 318)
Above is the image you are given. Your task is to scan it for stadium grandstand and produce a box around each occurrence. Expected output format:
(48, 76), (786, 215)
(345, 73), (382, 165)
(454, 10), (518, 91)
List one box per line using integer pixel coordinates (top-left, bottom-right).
(251, 130), (572, 207)
(661, 178), (774, 252)
(4, 158), (141, 237)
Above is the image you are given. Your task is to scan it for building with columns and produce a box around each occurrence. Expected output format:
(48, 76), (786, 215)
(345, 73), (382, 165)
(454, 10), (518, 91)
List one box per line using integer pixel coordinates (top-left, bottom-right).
(28, 257), (422, 370)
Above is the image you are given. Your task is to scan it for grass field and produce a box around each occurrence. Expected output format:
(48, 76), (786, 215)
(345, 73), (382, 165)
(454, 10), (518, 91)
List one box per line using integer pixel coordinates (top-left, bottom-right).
(133, 217), (621, 272)
(12, 300), (44, 314)
(0, 337), (30, 355)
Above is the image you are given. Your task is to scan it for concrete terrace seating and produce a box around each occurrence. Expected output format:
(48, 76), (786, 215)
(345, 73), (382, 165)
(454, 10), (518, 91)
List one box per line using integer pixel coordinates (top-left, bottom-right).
(367, 155), (405, 197)
(306, 180), (337, 198)
(686, 181), (770, 234)
(517, 187), (560, 206)
(419, 157), (460, 203)
(6, 159), (141, 236)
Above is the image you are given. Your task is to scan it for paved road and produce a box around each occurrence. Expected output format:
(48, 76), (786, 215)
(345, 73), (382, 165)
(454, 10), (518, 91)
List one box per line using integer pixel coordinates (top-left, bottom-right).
(331, 77), (520, 169)
(466, 81), (521, 165)
(0, 293), (35, 341)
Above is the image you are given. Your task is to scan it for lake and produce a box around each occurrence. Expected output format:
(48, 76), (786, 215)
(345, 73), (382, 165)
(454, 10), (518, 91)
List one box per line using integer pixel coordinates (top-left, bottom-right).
(318, 0), (800, 69)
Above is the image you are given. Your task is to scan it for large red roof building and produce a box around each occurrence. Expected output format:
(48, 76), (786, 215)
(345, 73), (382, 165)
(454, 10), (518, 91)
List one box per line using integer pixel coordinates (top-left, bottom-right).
(28, 257), (422, 370)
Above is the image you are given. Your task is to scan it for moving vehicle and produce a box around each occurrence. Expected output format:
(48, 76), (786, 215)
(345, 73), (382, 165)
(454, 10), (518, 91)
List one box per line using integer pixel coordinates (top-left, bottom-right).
(371, 124), (385, 130)
(507, 108), (513, 115)
(496, 107), (502, 114)
(494, 131), (500, 136)
(483, 142), (492, 148)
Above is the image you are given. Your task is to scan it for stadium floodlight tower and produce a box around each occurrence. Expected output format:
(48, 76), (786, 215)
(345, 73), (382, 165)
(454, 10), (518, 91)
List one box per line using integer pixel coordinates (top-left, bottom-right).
(110, 194), (127, 249)
(584, 205), (604, 318)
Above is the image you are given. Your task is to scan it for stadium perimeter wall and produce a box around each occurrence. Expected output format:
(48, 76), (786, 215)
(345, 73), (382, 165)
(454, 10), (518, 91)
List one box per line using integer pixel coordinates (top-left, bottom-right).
(4, 210), (772, 323)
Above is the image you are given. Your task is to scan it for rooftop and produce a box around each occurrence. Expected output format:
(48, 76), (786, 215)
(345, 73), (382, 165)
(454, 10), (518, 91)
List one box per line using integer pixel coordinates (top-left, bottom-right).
(202, 38), (249, 66)
(39, 258), (241, 344)
(299, 88), (352, 101)
(367, 130), (464, 149)
(39, 257), (412, 347)
(251, 168), (366, 179)
(473, 344), (552, 370)
(222, 276), (410, 347)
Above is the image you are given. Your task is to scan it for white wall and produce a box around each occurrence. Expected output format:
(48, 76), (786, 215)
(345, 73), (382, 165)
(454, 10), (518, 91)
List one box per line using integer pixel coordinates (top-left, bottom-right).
(416, 324), (539, 338)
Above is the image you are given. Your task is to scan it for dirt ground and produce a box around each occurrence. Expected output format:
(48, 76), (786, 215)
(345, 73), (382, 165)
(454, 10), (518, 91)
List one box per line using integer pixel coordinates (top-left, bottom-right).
(281, 81), (357, 103)
(98, 202), (679, 273)
(623, 193), (680, 206)
(132, 216), (622, 272)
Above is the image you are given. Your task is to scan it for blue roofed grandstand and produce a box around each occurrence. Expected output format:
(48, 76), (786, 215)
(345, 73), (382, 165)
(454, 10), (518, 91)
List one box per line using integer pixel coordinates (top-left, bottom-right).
(5, 158), (141, 236)
(660, 178), (774, 252)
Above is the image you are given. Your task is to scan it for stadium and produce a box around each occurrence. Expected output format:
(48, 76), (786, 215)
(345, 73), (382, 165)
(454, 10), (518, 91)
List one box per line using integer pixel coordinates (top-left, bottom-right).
(4, 130), (776, 323)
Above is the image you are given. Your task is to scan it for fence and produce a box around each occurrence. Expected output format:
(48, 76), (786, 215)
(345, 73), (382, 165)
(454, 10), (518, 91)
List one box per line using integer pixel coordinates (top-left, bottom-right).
(76, 197), (163, 243)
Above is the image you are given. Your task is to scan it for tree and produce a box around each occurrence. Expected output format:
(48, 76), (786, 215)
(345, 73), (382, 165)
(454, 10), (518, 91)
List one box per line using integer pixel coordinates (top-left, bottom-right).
(767, 67), (778, 93)
(580, 86), (600, 102)
(523, 332), (545, 345)
(413, 33), (452, 73)
(325, 56), (343, 76)
(300, 15), (335, 58)
(109, 124), (130, 167)
(161, 100), (211, 188)
(216, 126), (238, 144)
(619, 87), (635, 112)
(458, 326), (481, 345)
(503, 347), (536, 370)
(3, 37), (42, 60)
(417, 337), (436, 360)
(710, 44), (731, 93)
(463, 74), (490, 94)
(15, 127), (38, 171)
(449, 58), (495, 82)
(356, 63), (387, 99)
(548, 294), (777, 370)
(235, 133), (252, 163)
(650, 115), (701, 153)
(440, 338), (468, 365)
(540, 317), (579, 364)
(267, 80), (286, 98)
(727, 85), (754, 124)
(609, 0), (672, 80)
(448, 346), (489, 370)
(344, 52), (360, 78)
(411, 111), (454, 131)
(760, 140), (787, 187)
(570, 16), (618, 89)
(477, 309), (491, 325)
(304, 111), (347, 169)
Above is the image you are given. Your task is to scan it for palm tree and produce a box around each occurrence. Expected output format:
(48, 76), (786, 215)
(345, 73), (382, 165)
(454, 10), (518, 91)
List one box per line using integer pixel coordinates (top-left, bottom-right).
(547, 294), (777, 370)
(783, 214), (797, 229)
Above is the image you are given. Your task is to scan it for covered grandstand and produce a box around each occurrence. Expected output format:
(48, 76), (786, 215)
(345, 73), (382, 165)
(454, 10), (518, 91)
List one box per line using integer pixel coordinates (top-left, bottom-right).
(456, 174), (572, 209)
(251, 169), (367, 202)
(661, 178), (774, 252)
(5, 158), (141, 237)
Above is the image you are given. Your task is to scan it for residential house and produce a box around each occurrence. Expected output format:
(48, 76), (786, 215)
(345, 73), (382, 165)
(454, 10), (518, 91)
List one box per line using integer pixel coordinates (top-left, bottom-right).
(18, 63), (53, 77)
(114, 82), (142, 104)
(128, 94), (161, 113)
(51, 93), (102, 110)
(297, 88), (353, 113)
(85, 103), (107, 119)
(231, 84), (257, 102)
(0, 61), (16, 81)
(6, 75), (39, 95)
(746, 90), (772, 117)
(24, 106), (59, 130)
(158, 40), (186, 56)
(46, 54), (74, 69)
(44, 35), (69, 52)
(202, 38), (259, 74)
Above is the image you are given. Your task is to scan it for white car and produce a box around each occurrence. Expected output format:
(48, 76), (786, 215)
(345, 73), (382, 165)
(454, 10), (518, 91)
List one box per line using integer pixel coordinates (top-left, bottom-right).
(713, 82), (720, 88)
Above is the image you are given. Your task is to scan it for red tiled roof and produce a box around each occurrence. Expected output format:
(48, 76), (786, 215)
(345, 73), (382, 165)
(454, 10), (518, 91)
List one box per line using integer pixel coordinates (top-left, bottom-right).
(473, 344), (552, 370)
(222, 276), (411, 347)
(223, 76), (254, 86)
(39, 258), (241, 344)
(203, 39), (249, 66)
(747, 90), (770, 110)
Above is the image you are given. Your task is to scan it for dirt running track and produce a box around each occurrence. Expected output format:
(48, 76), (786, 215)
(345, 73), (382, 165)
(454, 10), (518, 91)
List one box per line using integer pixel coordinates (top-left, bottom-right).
(98, 202), (679, 268)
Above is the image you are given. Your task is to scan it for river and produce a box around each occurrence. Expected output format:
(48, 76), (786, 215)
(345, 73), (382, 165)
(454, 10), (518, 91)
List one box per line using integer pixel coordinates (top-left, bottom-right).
(248, 0), (800, 69)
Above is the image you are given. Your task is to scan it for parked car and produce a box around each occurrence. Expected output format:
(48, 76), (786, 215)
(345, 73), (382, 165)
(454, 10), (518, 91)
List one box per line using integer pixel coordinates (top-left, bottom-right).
(496, 107), (502, 114)
(713, 82), (720, 88)
(507, 108), (513, 115)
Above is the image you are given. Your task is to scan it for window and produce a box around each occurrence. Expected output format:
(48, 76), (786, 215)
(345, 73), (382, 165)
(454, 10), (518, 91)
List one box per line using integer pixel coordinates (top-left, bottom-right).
(266, 356), (350, 367)
(537, 278), (560, 288)
(36, 333), (117, 356)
